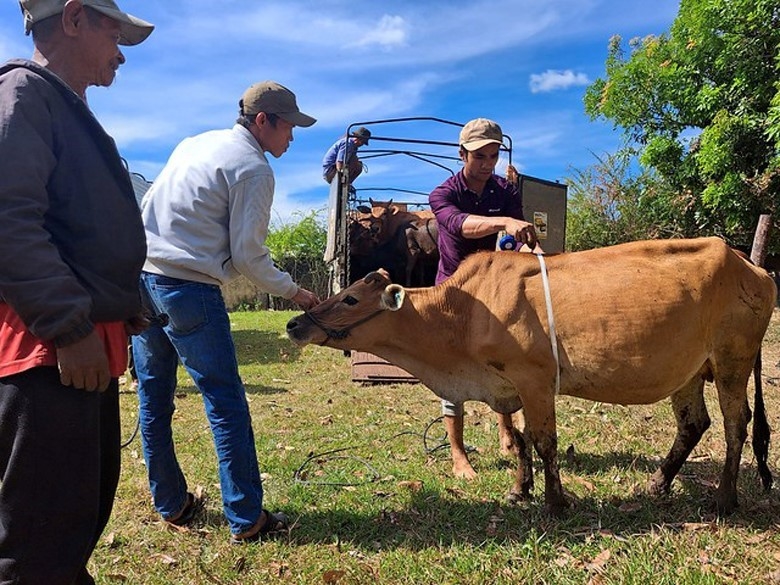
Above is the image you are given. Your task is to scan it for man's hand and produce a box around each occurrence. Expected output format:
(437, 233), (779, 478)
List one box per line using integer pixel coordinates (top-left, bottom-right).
(506, 218), (538, 250)
(292, 288), (320, 311)
(56, 330), (111, 392)
(125, 313), (151, 336)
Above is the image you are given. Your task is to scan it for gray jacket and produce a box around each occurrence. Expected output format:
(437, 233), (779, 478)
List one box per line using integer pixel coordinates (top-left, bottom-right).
(0, 59), (146, 347)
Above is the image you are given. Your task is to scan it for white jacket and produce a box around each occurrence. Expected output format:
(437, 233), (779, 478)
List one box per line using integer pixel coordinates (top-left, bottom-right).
(141, 124), (298, 299)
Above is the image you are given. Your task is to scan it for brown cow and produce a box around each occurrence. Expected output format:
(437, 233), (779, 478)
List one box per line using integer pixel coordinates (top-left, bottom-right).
(368, 198), (435, 247)
(396, 217), (439, 287)
(287, 237), (777, 514)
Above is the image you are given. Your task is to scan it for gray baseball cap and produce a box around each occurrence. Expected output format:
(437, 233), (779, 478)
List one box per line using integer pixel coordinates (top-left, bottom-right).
(240, 81), (317, 128)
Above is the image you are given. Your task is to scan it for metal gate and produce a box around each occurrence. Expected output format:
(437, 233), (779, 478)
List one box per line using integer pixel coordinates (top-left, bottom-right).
(323, 117), (567, 382)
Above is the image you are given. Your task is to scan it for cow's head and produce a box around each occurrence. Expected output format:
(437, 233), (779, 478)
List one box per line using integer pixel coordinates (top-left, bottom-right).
(348, 215), (383, 256)
(286, 270), (405, 348)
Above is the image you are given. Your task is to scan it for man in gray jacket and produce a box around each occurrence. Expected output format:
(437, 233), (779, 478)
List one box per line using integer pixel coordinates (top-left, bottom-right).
(0, 1), (153, 583)
(133, 81), (319, 544)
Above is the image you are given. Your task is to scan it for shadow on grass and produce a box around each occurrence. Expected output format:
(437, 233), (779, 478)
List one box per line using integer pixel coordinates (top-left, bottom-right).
(277, 482), (780, 552)
(268, 449), (780, 551)
(232, 329), (302, 366)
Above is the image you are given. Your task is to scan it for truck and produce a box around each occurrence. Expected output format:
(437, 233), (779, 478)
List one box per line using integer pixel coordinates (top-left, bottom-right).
(323, 117), (568, 382)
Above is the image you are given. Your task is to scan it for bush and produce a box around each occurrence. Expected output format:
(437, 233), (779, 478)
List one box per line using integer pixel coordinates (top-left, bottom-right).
(565, 150), (715, 251)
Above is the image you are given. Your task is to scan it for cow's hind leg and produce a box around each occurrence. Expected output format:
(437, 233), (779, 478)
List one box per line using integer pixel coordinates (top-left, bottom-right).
(648, 376), (709, 496)
(713, 372), (752, 514)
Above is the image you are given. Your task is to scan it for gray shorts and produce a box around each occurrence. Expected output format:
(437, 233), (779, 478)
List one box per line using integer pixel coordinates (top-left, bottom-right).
(441, 399), (464, 417)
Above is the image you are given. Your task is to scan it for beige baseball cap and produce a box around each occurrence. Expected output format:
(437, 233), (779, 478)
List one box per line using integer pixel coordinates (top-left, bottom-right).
(239, 81), (317, 128)
(20, 0), (154, 46)
(459, 118), (505, 151)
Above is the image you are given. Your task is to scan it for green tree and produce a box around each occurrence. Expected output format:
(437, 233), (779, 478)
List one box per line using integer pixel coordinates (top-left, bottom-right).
(584, 0), (780, 254)
(565, 150), (707, 251)
(266, 208), (328, 259)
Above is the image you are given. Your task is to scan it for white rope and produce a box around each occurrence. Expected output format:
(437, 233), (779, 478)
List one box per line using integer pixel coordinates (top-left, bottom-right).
(536, 254), (560, 395)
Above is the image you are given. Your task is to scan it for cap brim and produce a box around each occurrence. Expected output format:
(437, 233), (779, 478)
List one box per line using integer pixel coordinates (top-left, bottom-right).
(461, 138), (503, 151)
(90, 6), (154, 46)
(278, 111), (317, 128)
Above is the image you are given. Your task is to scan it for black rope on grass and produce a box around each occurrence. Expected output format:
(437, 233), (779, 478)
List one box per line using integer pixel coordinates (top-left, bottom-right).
(120, 386), (141, 449)
(292, 416), (476, 487)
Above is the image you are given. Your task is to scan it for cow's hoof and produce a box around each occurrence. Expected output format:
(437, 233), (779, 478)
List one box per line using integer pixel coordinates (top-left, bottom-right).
(646, 473), (671, 496)
(543, 496), (571, 517)
(714, 491), (738, 516)
(544, 502), (570, 517)
(506, 490), (531, 505)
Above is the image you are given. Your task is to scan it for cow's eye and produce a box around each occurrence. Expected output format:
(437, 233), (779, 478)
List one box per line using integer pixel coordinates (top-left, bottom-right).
(342, 295), (359, 306)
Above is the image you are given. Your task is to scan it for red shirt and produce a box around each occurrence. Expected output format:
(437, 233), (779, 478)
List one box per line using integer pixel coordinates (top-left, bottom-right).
(0, 303), (128, 378)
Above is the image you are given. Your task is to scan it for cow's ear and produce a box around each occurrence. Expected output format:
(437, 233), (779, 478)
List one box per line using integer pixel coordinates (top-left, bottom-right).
(380, 284), (405, 311)
(364, 271), (389, 284)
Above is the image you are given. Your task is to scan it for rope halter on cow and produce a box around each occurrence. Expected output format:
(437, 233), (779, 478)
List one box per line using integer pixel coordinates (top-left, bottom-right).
(301, 307), (386, 347)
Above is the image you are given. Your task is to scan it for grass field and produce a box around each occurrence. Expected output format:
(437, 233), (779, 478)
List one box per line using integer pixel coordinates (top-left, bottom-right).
(93, 309), (780, 584)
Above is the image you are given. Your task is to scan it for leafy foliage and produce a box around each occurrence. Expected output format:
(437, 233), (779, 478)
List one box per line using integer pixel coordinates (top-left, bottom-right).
(565, 149), (720, 251)
(584, 0), (780, 251)
(266, 208), (328, 260)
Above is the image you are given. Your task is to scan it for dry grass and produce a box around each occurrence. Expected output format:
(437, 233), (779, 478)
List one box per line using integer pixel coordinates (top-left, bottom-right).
(93, 309), (780, 584)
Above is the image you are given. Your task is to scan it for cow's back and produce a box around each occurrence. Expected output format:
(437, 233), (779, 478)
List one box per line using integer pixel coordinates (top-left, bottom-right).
(438, 237), (776, 405)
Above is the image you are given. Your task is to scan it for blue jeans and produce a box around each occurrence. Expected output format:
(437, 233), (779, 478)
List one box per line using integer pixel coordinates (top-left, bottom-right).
(132, 272), (263, 534)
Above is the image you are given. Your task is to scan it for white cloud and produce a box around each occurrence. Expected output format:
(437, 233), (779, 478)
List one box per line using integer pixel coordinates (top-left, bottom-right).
(529, 69), (591, 93)
(352, 15), (408, 50)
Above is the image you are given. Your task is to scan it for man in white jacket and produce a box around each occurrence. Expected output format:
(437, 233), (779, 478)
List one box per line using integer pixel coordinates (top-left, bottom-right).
(132, 81), (319, 544)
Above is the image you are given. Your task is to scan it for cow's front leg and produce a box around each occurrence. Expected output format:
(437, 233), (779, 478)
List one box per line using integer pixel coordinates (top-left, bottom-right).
(506, 425), (534, 503)
(523, 395), (568, 514)
(498, 411), (518, 456)
(500, 410), (534, 502)
(535, 432), (568, 514)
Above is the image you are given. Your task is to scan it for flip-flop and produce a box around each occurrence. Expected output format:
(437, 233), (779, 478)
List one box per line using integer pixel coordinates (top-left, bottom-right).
(230, 509), (289, 544)
(165, 492), (198, 527)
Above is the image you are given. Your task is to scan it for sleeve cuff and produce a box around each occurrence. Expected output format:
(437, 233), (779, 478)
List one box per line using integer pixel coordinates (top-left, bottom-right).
(53, 319), (95, 348)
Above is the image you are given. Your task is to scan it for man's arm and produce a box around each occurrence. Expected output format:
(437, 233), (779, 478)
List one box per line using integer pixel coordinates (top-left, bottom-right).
(461, 215), (537, 248)
(229, 174), (320, 309)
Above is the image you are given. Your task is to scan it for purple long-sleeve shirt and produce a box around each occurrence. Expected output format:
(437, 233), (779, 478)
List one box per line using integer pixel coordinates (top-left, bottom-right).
(429, 170), (524, 284)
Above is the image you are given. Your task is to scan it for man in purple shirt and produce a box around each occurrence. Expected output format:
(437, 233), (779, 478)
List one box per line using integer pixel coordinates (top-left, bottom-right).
(429, 118), (537, 479)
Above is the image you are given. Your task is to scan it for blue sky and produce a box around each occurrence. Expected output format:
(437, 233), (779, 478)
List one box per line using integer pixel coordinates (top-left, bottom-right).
(0, 0), (681, 223)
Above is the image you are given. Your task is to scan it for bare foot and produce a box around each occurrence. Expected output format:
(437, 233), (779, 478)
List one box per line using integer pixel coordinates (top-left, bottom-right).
(452, 455), (477, 480)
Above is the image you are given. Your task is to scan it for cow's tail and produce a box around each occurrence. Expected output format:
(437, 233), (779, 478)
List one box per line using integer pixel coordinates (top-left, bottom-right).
(753, 348), (773, 491)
